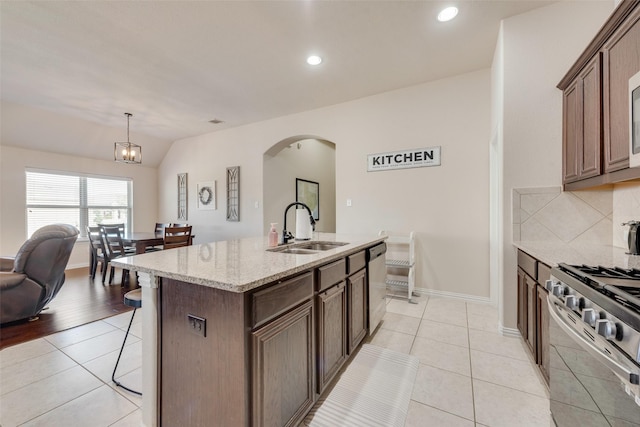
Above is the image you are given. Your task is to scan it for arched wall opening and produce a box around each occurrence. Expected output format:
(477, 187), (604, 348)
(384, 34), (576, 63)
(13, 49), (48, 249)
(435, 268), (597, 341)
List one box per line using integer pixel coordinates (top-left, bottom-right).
(263, 135), (336, 237)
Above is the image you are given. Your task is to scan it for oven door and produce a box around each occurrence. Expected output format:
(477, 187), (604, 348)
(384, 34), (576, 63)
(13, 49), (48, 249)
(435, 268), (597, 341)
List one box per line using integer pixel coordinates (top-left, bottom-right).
(548, 297), (640, 426)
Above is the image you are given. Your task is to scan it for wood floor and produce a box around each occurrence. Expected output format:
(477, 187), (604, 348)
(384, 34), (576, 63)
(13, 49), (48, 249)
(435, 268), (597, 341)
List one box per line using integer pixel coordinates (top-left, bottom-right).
(0, 266), (136, 350)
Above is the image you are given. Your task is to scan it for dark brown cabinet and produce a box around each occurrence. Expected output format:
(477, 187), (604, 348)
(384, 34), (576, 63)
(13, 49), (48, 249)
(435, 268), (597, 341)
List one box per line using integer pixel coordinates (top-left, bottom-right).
(516, 250), (551, 386)
(317, 281), (347, 394)
(603, 5), (640, 173)
(536, 285), (550, 384)
(347, 268), (367, 354)
(559, 1), (640, 189)
(251, 272), (316, 427)
(252, 300), (316, 427)
(562, 55), (602, 183)
(159, 245), (376, 427)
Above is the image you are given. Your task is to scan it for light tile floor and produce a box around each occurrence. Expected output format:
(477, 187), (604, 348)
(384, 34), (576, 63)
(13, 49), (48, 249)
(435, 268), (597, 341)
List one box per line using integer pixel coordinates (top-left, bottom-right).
(366, 295), (551, 427)
(0, 295), (551, 426)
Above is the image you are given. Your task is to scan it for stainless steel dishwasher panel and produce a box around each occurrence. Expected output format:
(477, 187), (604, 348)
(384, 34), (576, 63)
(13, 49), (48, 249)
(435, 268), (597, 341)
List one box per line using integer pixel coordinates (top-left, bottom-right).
(367, 243), (387, 335)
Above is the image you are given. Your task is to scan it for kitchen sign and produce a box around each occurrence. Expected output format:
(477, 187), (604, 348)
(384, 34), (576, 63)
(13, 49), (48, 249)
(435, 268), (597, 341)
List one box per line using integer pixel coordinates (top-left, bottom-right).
(367, 146), (441, 172)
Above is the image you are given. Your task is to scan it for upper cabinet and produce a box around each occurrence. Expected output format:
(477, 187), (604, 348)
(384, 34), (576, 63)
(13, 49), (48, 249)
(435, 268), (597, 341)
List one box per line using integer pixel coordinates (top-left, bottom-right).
(559, 1), (640, 190)
(562, 55), (602, 183)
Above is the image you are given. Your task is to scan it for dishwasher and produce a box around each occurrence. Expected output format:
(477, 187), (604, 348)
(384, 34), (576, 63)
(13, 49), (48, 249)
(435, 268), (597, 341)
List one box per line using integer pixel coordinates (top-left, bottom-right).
(366, 242), (387, 335)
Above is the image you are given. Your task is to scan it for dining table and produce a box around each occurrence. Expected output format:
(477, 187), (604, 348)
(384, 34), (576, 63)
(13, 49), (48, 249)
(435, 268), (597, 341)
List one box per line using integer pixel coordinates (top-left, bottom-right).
(121, 232), (164, 254)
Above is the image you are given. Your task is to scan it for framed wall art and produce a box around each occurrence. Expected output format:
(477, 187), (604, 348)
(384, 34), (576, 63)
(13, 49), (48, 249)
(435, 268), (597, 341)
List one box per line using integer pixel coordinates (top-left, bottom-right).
(177, 173), (188, 221)
(296, 178), (319, 220)
(197, 181), (216, 210)
(226, 166), (240, 222)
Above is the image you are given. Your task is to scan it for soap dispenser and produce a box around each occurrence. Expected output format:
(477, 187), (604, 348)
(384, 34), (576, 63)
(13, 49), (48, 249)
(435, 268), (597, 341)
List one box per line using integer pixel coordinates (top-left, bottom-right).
(268, 223), (278, 247)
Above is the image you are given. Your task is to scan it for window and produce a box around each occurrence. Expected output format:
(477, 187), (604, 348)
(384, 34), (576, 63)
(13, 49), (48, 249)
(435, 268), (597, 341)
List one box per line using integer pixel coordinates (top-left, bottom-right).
(26, 169), (132, 238)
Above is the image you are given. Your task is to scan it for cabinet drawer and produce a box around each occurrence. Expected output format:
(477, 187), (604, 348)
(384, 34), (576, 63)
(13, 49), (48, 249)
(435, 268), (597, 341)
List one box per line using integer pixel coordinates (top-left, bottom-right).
(538, 263), (552, 284)
(347, 251), (366, 274)
(317, 258), (347, 292)
(252, 272), (314, 329)
(517, 250), (537, 280)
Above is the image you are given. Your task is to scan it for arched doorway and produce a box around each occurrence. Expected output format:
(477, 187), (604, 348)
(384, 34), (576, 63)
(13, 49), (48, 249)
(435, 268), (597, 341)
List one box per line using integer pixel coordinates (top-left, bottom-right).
(263, 135), (336, 236)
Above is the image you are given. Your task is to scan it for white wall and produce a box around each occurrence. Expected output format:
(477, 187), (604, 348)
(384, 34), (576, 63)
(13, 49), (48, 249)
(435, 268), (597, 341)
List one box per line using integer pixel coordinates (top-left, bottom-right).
(0, 145), (158, 269)
(494, 1), (615, 331)
(159, 69), (491, 299)
(263, 138), (336, 235)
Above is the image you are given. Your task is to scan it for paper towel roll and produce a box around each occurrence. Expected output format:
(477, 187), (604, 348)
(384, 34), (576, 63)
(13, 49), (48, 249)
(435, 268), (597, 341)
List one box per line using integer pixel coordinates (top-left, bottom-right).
(296, 209), (312, 240)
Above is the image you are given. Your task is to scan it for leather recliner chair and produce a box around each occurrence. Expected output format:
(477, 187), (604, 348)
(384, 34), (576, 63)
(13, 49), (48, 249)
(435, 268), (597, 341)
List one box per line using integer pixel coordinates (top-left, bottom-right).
(0, 224), (79, 324)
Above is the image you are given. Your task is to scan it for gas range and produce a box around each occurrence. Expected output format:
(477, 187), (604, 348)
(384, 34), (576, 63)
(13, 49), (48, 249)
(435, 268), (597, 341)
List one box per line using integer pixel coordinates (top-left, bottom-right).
(550, 264), (640, 336)
(548, 263), (640, 422)
(549, 263), (640, 381)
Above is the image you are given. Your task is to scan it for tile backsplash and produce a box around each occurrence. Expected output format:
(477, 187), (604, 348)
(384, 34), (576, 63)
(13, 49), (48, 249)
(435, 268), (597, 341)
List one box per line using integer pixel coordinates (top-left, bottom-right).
(513, 182), (640, 249)
(513, 186), (613, 246)
(612, 182), (640, 248)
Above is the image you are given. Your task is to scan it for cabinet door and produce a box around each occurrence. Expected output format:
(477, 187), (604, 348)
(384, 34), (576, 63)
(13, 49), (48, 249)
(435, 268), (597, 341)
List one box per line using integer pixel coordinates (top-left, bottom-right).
(563, 78), (582, 183)
(347, 269), (367, 354)
(252, 300), (315, 427)
(563, 55), (602, 184)
(317, 281), (347, 394)
(525, 275), (537, 356)
(580, 55), (602, 179)
(603, 6), (640, 173)
(536, 285), (550, 385)
(517, 268), (527, 340)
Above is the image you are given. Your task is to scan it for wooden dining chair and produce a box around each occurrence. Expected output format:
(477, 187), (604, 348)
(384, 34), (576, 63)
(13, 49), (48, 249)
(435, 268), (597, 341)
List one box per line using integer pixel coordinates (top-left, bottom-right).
(164, 225), (193, 250)
(100, 225), (136, 285)
(155, 223), (171, 233)
(99, 223), (135, 252)
(87, 226), (107, 281)
(146, 223), (171, 252)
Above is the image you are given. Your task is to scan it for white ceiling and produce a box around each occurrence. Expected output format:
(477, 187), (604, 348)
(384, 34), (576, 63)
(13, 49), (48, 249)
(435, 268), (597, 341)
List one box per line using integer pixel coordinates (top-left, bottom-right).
(1, 0), (554, 166)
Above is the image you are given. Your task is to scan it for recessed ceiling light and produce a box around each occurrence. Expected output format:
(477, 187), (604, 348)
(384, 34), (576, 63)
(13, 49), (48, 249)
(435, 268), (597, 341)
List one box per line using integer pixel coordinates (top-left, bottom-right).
(307, 55), (322, 66)
(209, 118), (224, 124)
(437, 6), (458, 22)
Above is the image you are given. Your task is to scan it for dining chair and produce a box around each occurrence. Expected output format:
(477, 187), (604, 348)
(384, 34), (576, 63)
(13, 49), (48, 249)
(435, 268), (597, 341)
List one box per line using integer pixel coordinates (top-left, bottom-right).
(146, 223), (172, 252)
(86, 226), (107, 281)
(100, 225), (136, 285)
(170, 223), (188, 227)
(98, 223), (135, 252)
(155, 222), (171, 233)
(164, 225), (193, 249)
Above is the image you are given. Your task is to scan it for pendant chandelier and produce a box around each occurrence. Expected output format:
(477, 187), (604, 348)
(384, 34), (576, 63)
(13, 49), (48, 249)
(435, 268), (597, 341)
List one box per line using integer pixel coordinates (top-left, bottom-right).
(114, 113), (142, 164)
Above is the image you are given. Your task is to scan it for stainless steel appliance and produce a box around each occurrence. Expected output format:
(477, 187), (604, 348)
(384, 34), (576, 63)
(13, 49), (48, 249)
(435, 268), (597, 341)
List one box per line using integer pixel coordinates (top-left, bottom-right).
(366, 243), (387, 335)
(623, 221), (640, 255)
(547, 264), (640, 426)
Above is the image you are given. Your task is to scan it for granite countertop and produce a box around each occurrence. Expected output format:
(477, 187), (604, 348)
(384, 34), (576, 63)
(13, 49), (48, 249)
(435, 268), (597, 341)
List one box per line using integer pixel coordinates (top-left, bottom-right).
(513, 241), (640, 270)
(110, 232), (386, 293)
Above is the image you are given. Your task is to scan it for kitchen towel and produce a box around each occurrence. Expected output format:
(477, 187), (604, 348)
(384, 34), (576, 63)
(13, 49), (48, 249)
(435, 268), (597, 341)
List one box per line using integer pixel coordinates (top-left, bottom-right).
(296, 208), (312, 240)
(303, 344), (419, 427)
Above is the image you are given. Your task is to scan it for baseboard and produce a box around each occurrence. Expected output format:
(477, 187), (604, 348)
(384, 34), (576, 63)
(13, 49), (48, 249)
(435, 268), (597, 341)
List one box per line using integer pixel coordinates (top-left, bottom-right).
(67, 262), (90, 270)
(414, 287), (493, 305)
(499, 324), (521, 337)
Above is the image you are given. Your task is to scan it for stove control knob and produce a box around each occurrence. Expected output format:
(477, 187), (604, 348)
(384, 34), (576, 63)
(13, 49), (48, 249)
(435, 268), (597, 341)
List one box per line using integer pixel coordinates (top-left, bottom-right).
(545, 280), (556, 293)
(582, 308), (597, 327)
(565, 295), (577, 310)
(596, 319), (617, 341)
(552, 285), (565, 298)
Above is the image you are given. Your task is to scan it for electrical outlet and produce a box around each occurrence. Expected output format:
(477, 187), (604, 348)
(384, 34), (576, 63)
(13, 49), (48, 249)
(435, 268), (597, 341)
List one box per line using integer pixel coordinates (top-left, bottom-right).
(188, 314), (206, 337)
(347, 199), (352, 207)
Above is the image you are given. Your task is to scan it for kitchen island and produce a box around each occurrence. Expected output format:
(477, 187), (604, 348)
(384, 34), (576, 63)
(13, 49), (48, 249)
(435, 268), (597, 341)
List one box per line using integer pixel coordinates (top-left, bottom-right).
(111, 232), (386, 427)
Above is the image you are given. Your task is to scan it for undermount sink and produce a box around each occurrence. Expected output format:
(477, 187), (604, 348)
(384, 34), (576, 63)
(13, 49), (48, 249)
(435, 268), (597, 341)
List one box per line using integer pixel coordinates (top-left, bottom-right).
(267, 241), (349, 254)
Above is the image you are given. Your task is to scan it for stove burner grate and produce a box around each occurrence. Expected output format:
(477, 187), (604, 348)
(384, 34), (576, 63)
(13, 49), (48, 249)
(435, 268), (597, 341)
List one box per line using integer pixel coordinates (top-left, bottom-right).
(573, 265), (640, 280)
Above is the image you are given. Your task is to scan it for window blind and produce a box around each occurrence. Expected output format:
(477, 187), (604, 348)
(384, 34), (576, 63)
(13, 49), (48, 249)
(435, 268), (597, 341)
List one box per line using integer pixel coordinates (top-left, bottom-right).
(26, 170), (132, 238)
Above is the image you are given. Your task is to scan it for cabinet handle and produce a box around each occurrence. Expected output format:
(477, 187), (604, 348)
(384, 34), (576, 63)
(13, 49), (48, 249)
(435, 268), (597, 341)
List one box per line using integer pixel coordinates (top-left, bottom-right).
(323, 282), (345, 297)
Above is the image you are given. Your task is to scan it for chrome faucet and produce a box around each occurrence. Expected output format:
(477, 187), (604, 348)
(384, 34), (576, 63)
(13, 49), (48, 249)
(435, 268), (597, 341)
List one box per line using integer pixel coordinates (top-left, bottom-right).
(281, 202), (316, 244)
